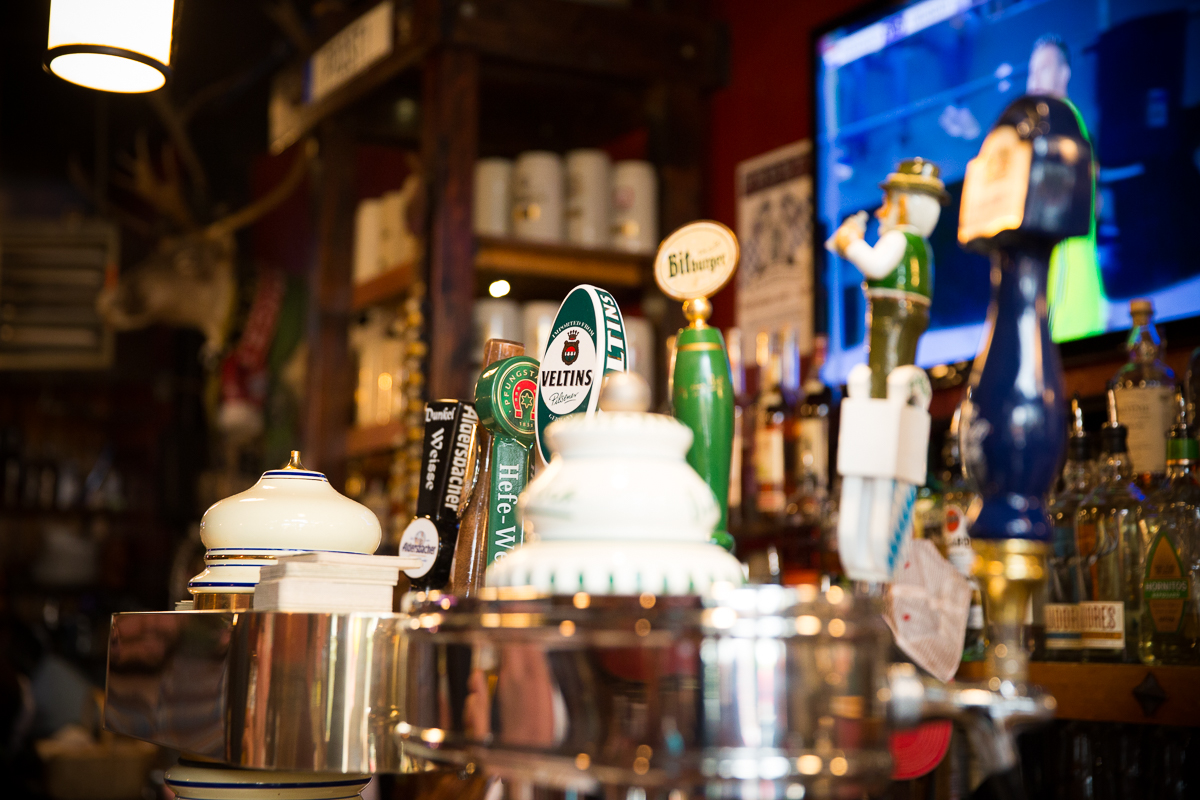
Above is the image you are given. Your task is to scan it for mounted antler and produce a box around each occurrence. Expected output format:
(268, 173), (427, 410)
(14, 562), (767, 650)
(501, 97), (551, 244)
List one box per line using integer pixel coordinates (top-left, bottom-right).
(97, 139), (317, 363)
(111, 131), (197, 231)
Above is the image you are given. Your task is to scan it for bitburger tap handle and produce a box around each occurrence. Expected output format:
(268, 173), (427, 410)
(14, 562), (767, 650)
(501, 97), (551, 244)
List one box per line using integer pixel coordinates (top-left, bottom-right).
(654, 221), (739, 549)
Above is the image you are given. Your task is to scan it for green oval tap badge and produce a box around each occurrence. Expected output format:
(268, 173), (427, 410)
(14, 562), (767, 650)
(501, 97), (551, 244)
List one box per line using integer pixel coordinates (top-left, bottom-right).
(535, 284), (627, 463)
(654, 220), (739, 301)
(475, 356), (539, 445)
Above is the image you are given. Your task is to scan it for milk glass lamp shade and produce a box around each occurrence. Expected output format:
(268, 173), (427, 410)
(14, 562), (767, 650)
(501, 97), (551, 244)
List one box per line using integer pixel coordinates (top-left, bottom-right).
(45, 0), (175, 93)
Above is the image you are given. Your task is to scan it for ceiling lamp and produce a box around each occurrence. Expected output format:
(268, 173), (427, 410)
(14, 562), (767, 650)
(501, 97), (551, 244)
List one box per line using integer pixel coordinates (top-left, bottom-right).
(44, 0), (176, 93)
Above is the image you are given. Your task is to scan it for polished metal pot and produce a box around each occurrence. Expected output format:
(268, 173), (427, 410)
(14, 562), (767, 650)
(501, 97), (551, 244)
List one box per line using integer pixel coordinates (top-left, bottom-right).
(106, 585), (1053, 797)
(398, 585), (906, 798)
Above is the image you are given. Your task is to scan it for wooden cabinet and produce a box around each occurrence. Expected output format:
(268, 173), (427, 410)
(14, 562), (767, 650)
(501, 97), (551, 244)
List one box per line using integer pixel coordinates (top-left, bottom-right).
(282, 0), (726, 489)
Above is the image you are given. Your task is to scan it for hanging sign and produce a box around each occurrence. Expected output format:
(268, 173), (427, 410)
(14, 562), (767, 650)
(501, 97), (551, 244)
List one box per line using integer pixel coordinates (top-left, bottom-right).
(735, 140), (814, 359)
(307, 2), (394, 104)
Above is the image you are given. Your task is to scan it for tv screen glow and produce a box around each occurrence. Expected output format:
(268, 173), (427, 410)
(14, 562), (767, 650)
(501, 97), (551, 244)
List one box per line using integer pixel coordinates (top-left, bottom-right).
(816, 0), (1200, 386)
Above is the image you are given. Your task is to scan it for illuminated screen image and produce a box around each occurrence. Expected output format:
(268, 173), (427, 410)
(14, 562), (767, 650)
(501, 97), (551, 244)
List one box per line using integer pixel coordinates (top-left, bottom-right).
(816, 0), (1200, 386)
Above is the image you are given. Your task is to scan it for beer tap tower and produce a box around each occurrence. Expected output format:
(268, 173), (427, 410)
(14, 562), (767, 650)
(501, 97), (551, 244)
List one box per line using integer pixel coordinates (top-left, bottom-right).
(958, 96), (1091, 686)
(100, 142), (1073, 799)
(827, 159), (947, 583)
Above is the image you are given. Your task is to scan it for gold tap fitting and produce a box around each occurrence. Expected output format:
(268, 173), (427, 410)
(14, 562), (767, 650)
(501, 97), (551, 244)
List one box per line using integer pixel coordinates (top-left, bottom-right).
(972, 538), (1048, 683)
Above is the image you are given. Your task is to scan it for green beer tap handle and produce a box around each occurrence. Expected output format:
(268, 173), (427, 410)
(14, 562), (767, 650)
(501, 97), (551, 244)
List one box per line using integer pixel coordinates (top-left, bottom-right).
(474, 356), (539, 568)
(672, 297), (735, 549)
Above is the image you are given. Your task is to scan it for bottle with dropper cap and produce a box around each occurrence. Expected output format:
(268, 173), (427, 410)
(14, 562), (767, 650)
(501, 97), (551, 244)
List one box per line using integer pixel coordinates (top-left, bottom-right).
(1074, 390), (1153, 662)
(1042, 395), (1093, 661)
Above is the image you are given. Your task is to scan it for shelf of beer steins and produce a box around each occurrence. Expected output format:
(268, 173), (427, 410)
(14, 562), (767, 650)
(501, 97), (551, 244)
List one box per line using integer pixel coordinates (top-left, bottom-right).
(474, 236), (652, 289)
(956, 660), (1200, 727)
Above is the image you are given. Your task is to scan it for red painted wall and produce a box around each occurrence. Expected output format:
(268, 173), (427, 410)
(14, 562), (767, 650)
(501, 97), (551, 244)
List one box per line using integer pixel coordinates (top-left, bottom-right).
(707, 0), (869, 327)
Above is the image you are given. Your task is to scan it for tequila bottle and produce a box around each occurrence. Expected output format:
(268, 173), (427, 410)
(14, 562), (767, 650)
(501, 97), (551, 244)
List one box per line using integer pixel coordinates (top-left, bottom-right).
(1111, 299), (1176, 487)
(1139, 393), (1200, 664)
(1042, 396), (1093, 660)
(1075, 392), (1152, 662)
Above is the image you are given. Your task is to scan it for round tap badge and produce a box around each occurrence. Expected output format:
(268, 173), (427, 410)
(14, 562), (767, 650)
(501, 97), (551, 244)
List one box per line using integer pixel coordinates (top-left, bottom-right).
(476, 356), (540, 444)
(653, 220), (739, 302)
(398, 517), (439, 578)
(535, 284), (627, 463)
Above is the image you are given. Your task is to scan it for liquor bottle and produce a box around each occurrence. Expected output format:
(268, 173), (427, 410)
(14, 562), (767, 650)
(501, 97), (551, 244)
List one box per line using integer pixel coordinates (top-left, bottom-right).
(939, 412), (986, 661)
(448, 338), (524, 597)
(1111, 298), (1176, 486)
(1075, 391), (1151, 662)
(780, 327), (802, 500)
(1042, 396), (1092, 661)
(1139, 392), (1199, 664)
(399, 400), (479, 593)
(727, 328), (745, 529)
(753, 333), (788, 518)
(793, 335), (831, 510)
(787, 340), (832, 575)
(1186, 345), (1199, 425)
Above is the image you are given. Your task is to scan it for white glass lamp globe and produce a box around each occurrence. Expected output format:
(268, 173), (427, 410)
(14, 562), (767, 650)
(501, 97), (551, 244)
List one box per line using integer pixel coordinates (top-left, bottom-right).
(45, 0), (175, 93)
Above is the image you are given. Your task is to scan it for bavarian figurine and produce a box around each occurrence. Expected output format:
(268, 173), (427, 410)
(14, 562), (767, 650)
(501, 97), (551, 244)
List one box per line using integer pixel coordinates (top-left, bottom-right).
(827, 158), (948, 399)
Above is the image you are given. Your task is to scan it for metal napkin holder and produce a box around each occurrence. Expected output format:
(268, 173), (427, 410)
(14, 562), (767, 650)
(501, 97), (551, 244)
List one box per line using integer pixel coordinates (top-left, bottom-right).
(105, 585), (1054, 795)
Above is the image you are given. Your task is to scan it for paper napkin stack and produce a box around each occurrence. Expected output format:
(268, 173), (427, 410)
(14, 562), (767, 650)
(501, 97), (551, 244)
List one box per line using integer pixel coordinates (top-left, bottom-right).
(252, 552), (417, 613)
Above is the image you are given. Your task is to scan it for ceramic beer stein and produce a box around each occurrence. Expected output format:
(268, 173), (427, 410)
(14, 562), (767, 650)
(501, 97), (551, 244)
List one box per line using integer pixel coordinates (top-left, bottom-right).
(188, 451), (381, 609)
(512, 151), (564, 243)
(611, 159), (658, 253)
(565, 148), (611, 247)
(473, 157), (512, 237)
(165, 761), (370, 800)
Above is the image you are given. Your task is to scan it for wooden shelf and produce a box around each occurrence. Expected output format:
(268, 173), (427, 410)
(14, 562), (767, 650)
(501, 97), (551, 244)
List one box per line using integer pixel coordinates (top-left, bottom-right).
(475, 236), (651, 289)
(1028, 662), (1200, 727)
(346, 421), (406, 458)
(352, 263), (417, 311)
(269, 0), (725, 154)
(956, 661), (1200, 726)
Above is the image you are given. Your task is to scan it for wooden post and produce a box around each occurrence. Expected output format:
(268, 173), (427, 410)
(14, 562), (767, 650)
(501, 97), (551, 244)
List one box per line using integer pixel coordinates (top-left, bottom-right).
(647, 81), (706, 234)
(422, 47), (480, 400)
(302, 119), (356, 487)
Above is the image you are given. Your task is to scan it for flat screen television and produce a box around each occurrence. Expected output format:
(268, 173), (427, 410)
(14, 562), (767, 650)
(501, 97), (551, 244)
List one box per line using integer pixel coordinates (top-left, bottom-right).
(815, 0), (1200, 387)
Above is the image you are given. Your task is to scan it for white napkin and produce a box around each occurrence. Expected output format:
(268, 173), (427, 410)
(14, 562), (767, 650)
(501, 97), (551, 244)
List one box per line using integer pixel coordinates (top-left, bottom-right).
(884, 538), (973, 682)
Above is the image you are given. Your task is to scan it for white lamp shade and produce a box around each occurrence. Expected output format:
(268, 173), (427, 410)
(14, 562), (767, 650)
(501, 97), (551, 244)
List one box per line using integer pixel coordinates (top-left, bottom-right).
(46, 0), (175, 93)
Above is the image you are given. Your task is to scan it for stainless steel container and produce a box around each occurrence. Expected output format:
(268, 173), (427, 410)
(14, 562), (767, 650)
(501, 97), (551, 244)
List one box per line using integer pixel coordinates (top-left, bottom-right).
(106, 586), (1053, 796)
(397, 584), (895, 798)
(106, 609), (430, 774)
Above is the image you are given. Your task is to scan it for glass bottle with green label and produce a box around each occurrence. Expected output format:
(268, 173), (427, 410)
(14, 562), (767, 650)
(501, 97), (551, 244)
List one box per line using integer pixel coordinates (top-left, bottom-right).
(1139, 393), (1199, 665)
(1042, 396), (1093, 660)
(1075, 392), (1152, 663)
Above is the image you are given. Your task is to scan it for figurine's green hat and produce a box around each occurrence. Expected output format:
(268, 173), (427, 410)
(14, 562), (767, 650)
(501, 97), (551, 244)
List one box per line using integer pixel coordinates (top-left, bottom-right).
(880, 158), (949, 205)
